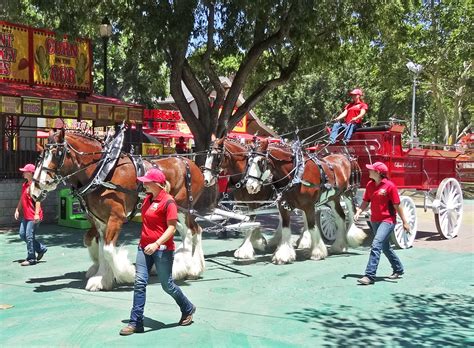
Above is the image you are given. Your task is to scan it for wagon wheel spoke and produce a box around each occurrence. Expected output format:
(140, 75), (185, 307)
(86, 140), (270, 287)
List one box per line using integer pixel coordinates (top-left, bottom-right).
(435, 178), (463, 239)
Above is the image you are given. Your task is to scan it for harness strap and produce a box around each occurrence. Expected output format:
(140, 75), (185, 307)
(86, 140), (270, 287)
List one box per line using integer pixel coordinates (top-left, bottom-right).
(127, 154), (146, 220)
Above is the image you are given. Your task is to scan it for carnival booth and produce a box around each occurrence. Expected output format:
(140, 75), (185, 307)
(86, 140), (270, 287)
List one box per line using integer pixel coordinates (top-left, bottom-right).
(0, 21), (144, 179)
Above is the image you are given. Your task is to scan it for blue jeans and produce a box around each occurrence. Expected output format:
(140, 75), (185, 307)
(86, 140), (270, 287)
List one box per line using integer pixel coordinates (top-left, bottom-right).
(129, 247), (194, 329)
(364, 221), (404, 280)
(19, 219), (47, 263)
(329, 122), (359, 143)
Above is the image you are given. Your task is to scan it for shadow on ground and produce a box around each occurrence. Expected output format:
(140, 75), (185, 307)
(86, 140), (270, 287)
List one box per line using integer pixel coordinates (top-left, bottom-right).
(286, 293), (474, 346)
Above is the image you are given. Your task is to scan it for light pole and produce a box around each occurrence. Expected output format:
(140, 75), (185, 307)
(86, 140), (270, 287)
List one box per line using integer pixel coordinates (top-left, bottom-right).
(406, 61), (423, 147)
(99, 16), (112, 96)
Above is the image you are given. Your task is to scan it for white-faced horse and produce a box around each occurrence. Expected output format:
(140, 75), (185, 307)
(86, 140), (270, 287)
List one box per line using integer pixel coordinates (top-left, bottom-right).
(202, 138), (281, 259)
(244, 139), (364, 264)
(30, 129), (205, 291)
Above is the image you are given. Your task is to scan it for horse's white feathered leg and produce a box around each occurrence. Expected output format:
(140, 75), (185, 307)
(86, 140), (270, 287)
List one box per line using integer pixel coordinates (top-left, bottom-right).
(172, 213), (192, 280)
(234, 227), (257, 260)
(103, 243), (136, 285)
(309, 224), (328, 261)
(272, 227), (296, 264)
(86, 239), (114, 291)
(296, 210), (312, 249)
(188, 228), (205, 279)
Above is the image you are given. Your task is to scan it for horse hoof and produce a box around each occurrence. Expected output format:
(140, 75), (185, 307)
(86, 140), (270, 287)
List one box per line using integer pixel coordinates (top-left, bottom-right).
(272, 244), (296, 264)
(310, 250), (327, 261)
(86, 276), (104, 291)
(234, 245), (256, 260)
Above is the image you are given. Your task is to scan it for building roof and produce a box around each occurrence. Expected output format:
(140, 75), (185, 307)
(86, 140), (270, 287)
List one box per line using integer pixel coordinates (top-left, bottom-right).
(0, 82), (142, 108)
(157, 77), (276, 137)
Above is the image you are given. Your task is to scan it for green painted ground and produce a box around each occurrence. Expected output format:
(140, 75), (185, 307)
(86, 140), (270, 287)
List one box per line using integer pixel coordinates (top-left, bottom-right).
(0, 222), (473, 347)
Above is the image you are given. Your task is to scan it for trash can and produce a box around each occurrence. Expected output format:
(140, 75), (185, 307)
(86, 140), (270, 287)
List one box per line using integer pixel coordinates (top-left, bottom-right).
(58, 189), (91, 229)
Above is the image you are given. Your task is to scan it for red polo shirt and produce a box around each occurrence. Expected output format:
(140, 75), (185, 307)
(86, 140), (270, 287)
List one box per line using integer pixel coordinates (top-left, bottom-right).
(344, 101), (368, 124)
(362, 178), (400, 223)
(139, 190), (178, 250)
(21, 182), (43, 221)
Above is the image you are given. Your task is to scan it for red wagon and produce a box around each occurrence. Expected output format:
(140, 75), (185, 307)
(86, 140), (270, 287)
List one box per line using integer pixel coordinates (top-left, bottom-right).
(309, 123), (471, 248)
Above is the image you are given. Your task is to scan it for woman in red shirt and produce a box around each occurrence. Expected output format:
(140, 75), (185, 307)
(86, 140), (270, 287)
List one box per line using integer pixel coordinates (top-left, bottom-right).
(120, 168), (195, 335)
(329, 88), (368, 144)
(14, 164), (47, 266)
(353, 162), (410, 285)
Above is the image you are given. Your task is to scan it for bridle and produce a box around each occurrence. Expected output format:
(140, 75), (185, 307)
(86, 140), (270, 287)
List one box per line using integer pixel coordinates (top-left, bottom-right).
(33, 136), (104, 189)
(202, 142), (227, 180)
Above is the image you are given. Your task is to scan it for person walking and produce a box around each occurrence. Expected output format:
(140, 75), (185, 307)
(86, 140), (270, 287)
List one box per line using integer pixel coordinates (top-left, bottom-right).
(14, 164), (47, 266)
(120, 168), (196, 336)
(353, 162), (410, 285)
(175, 136), (188, 154)
(329, 88), (368, 144)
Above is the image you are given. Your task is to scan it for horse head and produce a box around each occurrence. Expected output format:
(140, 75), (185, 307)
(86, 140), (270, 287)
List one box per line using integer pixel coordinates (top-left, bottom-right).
(203, 137), (226, 187)
(203, 137), (250, 187)
(30, 130), (103, 202)
(245, 139), (273, 194)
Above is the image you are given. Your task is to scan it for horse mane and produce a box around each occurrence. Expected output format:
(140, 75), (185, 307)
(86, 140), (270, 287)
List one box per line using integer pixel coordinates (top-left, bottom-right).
(224, 137), (250, 150)
(65, 129), (104, 146)
(267, 142), (293, 162)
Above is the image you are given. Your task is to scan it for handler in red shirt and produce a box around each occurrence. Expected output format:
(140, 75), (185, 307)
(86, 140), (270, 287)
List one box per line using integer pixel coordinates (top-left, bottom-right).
(14, 164), (47, 266)
(329, 88), (368, 144)
(120, 168), (196, 336)
(353, 162), (410, 285)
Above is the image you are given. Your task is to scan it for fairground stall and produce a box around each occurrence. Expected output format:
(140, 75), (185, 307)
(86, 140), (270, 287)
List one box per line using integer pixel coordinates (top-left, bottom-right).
(0, 21), (143, 225)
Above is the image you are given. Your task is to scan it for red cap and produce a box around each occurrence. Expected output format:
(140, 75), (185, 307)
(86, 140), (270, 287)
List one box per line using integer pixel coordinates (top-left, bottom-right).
(137, 168), (166, 184)
(349, 88), (363, 96)
(366, 162), (388, 174)
(19, 164), (36, 173)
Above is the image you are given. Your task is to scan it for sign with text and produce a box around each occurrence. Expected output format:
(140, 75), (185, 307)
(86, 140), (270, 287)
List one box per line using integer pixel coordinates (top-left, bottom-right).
(33, 30), (92, 90)
(129, 108), (143, 123)
(23, 98), (41, 115)
(98, 104), (113, 120)
(142, 143), (163, 156)
(114, 107), (128, 121)
(43, 99), (60, 117)
(0, 21), (92, 91)
(80, 103), (97, 120)
(0, 96), (21, 113)
(0, 22), (29, 83)
(61, 101), (78, 118)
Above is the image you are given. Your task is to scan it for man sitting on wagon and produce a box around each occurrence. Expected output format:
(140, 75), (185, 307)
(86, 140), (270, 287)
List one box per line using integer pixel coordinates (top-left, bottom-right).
(329, 88), (368, 144)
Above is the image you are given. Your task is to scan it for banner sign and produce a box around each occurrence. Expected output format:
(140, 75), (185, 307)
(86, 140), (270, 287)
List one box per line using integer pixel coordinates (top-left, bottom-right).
(0, 21), (92, 91)
(0, 22), (29, 83)
(61, 101), (78, 118)
(142, 143), (163, 156)
(43, 99), (60, 116)
(80, 103), (97, 120)
(232, 114), (247, 133)
(129, 108), (143, 123)
(114, 107), (128, 121)
(98, 104), (113, 120)
(33, 30), (92, 90)
(0, 96), (21, 113)
(23, 98), (41, 115)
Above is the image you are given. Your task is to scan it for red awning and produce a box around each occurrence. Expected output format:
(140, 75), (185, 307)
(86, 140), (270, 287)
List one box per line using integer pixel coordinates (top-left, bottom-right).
(37, 130), (49, 138)
(0, 82), (140, 108)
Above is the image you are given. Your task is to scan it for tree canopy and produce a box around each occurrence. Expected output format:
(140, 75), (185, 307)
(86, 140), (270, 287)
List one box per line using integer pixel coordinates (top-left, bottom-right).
(1, 0), (471, 146)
